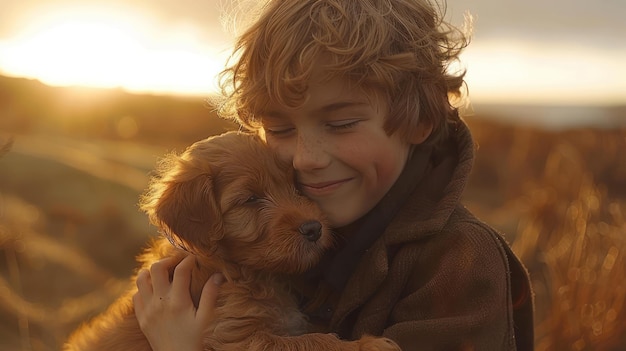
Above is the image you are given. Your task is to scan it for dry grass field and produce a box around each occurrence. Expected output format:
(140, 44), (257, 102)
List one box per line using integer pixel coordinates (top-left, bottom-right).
(0, 75), (625, 350)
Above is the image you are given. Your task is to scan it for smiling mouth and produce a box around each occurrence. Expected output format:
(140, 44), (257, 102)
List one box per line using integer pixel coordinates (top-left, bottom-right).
(299, 179), (352, 196)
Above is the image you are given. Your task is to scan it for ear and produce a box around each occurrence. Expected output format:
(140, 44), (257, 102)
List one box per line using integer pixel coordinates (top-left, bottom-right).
(409, 120), (433, 145)
(154, 172), (223, 254)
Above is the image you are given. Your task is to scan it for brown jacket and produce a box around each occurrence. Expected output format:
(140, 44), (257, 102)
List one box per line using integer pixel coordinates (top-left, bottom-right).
(295, 120), (534, 350)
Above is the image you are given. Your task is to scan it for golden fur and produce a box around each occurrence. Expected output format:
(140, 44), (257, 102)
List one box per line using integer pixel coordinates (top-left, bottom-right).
(64, 132), (400, 351)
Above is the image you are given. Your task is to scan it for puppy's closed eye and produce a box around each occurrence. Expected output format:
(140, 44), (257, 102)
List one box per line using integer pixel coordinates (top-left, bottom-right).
(244, 194), (263, 204)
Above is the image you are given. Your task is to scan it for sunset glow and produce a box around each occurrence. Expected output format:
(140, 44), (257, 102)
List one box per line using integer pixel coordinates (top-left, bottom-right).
(461, 41), (626, 105)
(0, 5), (231, 96)
(0, 4), (624, 104)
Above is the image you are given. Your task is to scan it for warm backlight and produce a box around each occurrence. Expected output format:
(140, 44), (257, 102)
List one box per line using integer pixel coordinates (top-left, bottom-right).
(0, 6), (229, 96)
(0, 4), (623, 104)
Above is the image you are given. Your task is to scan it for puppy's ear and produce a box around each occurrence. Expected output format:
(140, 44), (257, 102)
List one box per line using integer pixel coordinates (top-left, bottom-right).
(153, 171), (224, 254)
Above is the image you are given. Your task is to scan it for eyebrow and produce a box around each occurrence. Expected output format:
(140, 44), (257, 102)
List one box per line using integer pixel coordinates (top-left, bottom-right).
(318, 101), (369, 114)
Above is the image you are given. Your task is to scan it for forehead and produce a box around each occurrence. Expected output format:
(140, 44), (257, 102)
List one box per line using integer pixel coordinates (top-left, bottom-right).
(259, 70), (384, 117)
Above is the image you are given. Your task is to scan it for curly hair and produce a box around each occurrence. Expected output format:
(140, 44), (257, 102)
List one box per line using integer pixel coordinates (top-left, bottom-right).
(217, 0), (471, 146)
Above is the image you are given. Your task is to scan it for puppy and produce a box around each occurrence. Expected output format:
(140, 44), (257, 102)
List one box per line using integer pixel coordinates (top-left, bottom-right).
(64, 132), (400, 351)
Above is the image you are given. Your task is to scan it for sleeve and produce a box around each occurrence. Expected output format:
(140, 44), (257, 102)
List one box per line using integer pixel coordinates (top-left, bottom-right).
(383, 223), (519, 351)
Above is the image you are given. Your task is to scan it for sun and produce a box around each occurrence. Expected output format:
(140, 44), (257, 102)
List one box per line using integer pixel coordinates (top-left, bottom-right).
(0, 5), (229, 96)
(3, 14), (140, 87)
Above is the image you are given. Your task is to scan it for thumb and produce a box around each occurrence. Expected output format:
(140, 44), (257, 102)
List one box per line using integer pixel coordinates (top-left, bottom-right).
(196, 273), (223, 324)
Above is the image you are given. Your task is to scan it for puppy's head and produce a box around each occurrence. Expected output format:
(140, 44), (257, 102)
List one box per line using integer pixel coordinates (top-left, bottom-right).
(140, 132), (333, 274)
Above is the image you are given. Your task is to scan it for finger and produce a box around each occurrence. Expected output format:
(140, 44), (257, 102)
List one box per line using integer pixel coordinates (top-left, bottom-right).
(149, 256), (181, 294)
(171, 254), (195, 299)
(132, 292), (144, 319)
(196, 273), (223, 324)
(136, 269), (153, 299)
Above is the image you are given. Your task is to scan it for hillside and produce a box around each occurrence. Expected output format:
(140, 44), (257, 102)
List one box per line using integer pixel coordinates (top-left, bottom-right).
(0, 75), (237, 147)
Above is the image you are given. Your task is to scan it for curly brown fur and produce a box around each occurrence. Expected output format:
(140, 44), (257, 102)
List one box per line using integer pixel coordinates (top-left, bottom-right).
(64, 132), (400, 351)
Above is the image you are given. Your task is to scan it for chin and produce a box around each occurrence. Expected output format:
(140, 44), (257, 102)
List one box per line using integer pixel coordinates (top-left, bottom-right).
(325, 210), (359, 228)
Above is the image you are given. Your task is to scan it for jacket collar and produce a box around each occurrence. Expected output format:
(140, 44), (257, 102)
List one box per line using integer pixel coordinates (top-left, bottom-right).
(386, 119), (475, 244)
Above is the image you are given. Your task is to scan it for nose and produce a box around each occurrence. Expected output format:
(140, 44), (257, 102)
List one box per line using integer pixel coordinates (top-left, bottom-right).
(299, 220), (322, 242)
(292, 133), (329, 171)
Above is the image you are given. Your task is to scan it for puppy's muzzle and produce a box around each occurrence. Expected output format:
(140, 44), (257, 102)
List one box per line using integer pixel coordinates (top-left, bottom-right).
(299, 220), (323, 242)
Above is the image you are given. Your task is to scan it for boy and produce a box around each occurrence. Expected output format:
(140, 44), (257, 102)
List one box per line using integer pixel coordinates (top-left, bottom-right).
(133, 0), (534, 350)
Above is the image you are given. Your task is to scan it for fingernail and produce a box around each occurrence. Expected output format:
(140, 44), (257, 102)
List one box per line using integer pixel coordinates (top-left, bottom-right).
(211, 273), (224, 286)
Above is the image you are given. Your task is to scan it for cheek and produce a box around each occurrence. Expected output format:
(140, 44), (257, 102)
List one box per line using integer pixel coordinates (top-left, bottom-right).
(376, 160), (400, 181)
(370, 142), (410, 185)
(267, 139), (294, 163)
(370, 160), (400, 191)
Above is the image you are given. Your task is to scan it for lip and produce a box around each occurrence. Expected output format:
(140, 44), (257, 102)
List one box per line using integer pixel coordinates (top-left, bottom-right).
(299, 178), (352, 197)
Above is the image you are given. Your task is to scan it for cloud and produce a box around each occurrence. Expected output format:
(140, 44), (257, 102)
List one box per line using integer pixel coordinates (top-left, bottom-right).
(446, 0), (626, 47)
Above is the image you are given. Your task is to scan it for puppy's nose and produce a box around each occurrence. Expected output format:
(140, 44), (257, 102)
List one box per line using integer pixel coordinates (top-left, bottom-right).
(299, 220), (322, 242)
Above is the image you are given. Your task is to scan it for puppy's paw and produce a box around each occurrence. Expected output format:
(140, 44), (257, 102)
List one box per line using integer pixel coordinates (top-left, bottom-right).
(357, 335), (401, 351)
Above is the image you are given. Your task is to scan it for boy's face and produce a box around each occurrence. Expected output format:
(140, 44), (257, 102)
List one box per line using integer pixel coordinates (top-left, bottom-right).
(259, 67), (424, 228)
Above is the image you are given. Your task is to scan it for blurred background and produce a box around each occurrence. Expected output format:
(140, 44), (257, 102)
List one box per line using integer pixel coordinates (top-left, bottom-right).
(0, 0), (624, 350)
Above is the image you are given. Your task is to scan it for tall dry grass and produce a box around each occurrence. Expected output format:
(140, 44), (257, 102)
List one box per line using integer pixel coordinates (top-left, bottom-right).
(0, 195), (131, 350)
(513, 143), (626, 350)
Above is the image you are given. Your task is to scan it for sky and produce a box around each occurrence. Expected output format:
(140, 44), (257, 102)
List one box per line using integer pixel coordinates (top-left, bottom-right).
(0, 0), (624, 105)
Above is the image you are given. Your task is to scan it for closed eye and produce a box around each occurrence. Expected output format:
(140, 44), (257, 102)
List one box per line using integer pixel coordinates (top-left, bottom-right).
(328, 119), (361, 131)
(244, 194), (263, 204)
(264, 127), (295, 137)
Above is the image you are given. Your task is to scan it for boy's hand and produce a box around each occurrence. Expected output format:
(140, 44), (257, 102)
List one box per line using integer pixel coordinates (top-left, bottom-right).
(133, 254), (223, 351)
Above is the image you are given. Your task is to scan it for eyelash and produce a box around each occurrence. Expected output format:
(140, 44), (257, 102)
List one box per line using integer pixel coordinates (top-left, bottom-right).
(329, 120), (360, 131)
(264, 120), (360, 137)
(264, 128), (294, 137)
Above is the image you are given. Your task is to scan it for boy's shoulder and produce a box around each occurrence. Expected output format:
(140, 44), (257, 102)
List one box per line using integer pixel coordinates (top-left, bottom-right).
(444, 204), (513, 254)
